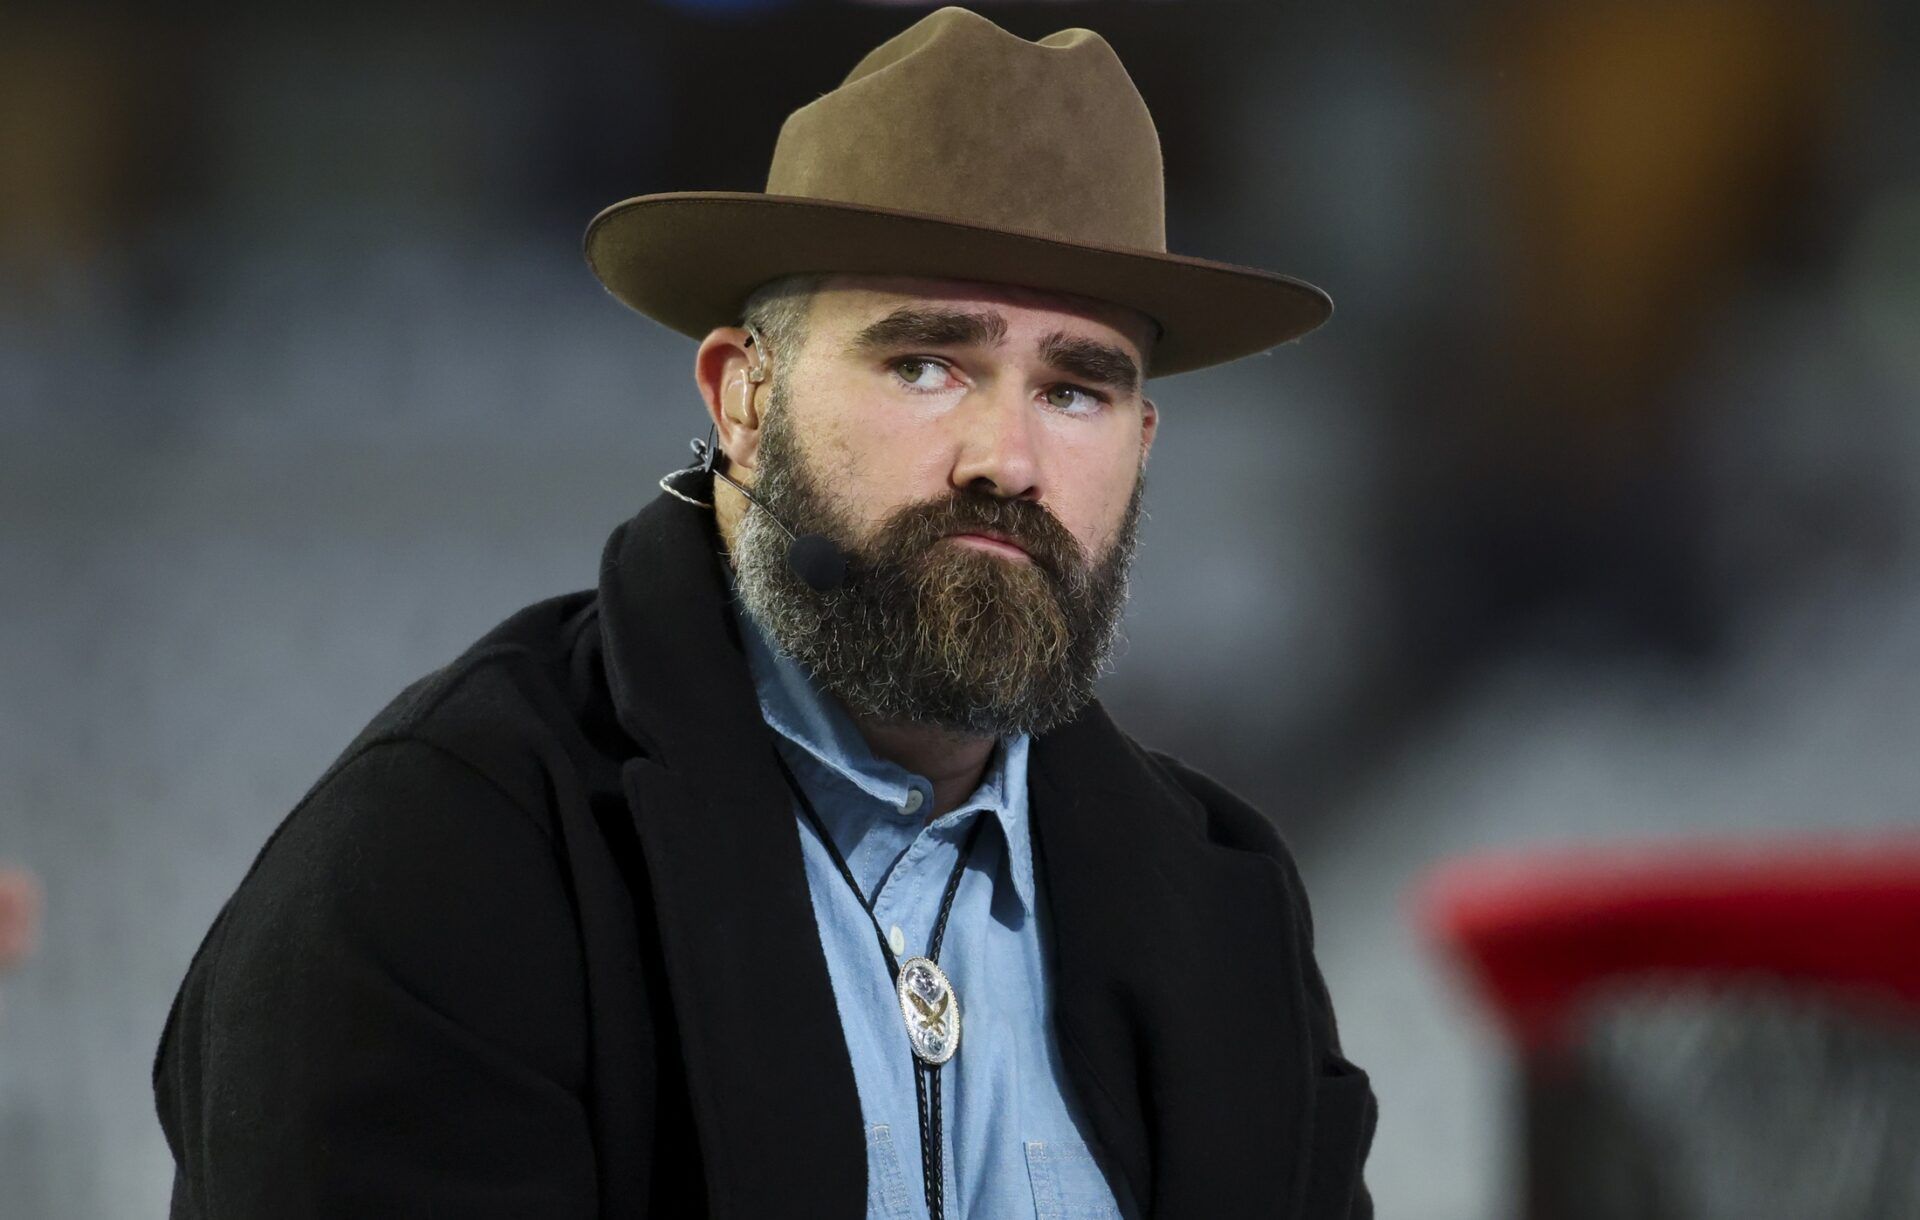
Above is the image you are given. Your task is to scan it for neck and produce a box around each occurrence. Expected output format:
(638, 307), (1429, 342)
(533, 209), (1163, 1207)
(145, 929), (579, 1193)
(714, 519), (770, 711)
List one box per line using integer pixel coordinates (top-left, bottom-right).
(850, 714), (997, 820)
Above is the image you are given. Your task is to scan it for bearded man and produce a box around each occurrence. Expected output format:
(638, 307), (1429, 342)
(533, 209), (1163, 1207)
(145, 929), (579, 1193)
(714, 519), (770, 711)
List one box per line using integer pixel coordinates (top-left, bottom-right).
(154, 8), (1376, 1218)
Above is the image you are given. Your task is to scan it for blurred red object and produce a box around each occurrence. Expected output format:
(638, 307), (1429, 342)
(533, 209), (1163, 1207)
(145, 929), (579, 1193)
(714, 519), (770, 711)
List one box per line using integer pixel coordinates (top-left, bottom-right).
(1417, 834), (1920, 1054)
(0, 866), (43, 975)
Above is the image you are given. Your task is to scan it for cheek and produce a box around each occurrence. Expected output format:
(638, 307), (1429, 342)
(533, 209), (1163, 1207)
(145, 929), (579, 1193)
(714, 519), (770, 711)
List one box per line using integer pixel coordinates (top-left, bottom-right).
(802, 393), (953, 529)
(1042, 430), (1143, 555)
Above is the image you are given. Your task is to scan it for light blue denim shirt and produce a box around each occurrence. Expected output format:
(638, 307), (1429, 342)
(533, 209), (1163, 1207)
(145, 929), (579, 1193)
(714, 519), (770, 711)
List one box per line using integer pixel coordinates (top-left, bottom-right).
(739, 610), (1134, 1220)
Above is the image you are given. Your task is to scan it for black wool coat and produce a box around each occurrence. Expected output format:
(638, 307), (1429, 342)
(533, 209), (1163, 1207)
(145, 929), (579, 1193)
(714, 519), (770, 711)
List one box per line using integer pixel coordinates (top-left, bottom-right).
(153, 482), (1378, 1218)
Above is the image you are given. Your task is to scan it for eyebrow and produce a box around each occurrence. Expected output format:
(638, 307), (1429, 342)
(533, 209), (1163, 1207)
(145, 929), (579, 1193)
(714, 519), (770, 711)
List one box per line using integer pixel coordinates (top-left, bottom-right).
(846, 307), (1142, 395)
(1038, 330), (1141, 396)
(846, 307), (1008, 356)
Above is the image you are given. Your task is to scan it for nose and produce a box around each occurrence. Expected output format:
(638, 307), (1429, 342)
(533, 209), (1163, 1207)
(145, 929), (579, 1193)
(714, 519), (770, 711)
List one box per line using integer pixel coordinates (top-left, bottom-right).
(948, 382), (1041, 500)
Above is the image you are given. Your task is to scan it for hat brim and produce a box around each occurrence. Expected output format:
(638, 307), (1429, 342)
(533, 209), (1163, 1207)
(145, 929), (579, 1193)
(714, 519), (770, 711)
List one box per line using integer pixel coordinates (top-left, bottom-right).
(583, 191), (1330, 378)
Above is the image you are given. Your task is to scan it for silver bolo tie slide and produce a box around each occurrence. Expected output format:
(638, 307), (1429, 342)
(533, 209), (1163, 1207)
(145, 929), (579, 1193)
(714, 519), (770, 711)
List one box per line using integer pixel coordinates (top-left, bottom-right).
(898, 956), (961, 1065)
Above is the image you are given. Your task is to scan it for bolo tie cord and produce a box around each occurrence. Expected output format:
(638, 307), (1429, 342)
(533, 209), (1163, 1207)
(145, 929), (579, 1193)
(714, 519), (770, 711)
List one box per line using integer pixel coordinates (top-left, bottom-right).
(774, 750), (986, 1220)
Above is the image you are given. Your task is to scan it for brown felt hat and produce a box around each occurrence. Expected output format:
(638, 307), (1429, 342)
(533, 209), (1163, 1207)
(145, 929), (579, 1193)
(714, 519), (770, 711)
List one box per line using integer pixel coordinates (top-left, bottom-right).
(582, 6), (1331, 377)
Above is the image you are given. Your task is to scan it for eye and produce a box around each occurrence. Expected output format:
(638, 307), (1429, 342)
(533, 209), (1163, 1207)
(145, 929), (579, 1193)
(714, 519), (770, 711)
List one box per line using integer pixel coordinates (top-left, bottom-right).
(1043, 384), (1106, 414)
(890, 357), (957, 392)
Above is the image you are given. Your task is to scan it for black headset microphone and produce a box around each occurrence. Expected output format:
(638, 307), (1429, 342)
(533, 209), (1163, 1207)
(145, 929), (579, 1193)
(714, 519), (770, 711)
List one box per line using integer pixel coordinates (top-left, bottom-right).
(696, 435), (849, 593)
(672, 326), (849, 593)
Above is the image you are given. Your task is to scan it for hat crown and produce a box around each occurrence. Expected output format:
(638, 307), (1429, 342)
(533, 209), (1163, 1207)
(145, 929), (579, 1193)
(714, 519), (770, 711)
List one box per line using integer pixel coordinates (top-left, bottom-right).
(765, 7), (1166, 252)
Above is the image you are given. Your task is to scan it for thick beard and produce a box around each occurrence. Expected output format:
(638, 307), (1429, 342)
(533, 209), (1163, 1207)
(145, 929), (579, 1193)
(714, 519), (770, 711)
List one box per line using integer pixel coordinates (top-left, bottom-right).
(729, 384), (1144, 737)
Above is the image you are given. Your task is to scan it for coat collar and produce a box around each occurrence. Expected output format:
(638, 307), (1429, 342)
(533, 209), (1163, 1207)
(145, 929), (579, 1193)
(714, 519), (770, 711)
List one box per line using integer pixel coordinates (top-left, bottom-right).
(597, 482), (867, 1217)
(595, 483), (1319, 1218)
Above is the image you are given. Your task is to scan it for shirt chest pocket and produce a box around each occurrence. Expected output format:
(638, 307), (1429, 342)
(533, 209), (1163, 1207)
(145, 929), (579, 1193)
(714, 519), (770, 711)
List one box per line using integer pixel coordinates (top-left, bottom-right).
(863, 1125), (1126, 1220)
(866, 1124), (916, 1218)
(1024, 1139), (1123, 1220)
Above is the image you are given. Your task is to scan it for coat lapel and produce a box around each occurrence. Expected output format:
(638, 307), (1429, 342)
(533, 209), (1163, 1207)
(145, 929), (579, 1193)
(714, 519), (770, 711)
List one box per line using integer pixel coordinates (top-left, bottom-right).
(1032, 706), (1319, 1219)
(596, 487), (866, 1218)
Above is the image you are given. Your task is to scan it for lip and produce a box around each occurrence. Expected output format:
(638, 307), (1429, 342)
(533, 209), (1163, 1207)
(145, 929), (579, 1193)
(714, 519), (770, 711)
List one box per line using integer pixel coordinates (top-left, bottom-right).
(945, 530), (1032, 561)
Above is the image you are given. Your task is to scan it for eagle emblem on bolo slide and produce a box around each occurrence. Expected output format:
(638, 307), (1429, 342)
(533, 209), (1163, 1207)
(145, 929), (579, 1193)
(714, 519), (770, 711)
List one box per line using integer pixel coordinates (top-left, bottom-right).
(896, 957), (961, 1065)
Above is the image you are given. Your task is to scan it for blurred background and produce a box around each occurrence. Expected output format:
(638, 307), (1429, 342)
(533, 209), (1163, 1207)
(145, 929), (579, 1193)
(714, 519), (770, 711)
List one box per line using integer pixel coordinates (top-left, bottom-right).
(3, 1), (1918, 1216)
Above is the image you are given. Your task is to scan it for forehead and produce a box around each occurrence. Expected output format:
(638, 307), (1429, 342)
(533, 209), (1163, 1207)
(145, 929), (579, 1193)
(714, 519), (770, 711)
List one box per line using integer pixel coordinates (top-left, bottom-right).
(806, 274), (1156, 368)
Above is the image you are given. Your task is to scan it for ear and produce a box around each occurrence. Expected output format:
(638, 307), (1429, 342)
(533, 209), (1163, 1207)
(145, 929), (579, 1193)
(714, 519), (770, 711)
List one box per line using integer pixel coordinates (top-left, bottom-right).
(1139, 396), (1159, 464)
(693, 327), (771, 476)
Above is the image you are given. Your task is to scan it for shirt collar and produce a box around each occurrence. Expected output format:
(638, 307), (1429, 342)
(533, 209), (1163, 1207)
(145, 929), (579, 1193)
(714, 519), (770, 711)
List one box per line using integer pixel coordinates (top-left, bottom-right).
(735, 601), (1036, 916)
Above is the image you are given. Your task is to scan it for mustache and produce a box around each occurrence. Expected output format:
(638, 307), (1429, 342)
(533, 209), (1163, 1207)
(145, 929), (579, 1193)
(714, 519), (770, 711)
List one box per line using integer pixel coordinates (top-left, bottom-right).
(866, 490), (1088, 583)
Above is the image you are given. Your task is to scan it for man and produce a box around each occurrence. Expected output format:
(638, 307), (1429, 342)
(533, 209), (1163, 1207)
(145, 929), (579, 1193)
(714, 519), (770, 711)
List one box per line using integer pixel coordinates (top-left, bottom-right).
(154, 7), (1376, 1218)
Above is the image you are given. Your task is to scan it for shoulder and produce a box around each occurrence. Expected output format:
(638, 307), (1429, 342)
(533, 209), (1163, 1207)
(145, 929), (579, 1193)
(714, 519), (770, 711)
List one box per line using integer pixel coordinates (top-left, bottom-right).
(1137, 744), (1360, 1076)
(316, 587), (604, 819)
(1034, 705), (1312, 891)
(154, 735), (593, 1126)
(1104, 735), (1345, 1005)
(1138, 745), (1337, 946)
(157, 594), (606, 1080)
(237, 586), (608, 952)
(216, 726), (588, 983)
(1141, 747), (1299, 861)
(152, 732), (601, 1209)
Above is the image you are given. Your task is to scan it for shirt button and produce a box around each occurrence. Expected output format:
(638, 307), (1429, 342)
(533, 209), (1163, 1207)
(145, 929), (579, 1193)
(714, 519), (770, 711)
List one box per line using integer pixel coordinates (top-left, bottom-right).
(888, 925), (907, 955)
(901, 789), (924, 816)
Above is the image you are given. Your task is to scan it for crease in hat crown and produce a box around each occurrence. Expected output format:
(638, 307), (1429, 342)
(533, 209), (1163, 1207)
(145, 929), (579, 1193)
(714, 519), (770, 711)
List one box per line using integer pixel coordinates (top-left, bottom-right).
(764, 6), (1165, 252)
(581, 3), (1333, 378)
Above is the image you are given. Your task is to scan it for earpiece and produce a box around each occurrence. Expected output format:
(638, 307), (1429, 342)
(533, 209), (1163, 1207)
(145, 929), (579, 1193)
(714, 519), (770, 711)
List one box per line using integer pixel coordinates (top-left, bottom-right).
(743, 324), (770, 385)
(724, 325), (771, 429)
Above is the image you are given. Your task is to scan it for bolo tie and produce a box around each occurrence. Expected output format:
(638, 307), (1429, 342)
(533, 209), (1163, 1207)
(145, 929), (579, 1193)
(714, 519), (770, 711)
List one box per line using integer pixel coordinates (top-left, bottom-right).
(773, 750), (987, 1220)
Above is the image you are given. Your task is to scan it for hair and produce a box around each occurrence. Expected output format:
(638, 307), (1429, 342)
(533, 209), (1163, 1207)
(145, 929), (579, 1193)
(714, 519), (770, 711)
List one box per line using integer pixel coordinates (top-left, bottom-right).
(739, 273), (829, 368)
